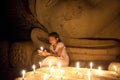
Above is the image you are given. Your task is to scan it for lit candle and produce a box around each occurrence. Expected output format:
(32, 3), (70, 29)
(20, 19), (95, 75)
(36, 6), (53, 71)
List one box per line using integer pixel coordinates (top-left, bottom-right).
(90, 62), (93, 70)
(39, 61), (42, 68)
(40, 46), (44, 51)
(48, 63), (52, 68)
(88, 70), (91, 80)
(98, 66), (102, 75)
(113, 65), (117, 72)
(57, 62), (61, 69)
(50, 67), (53, 76)
(76, 61), (80, 69)
(22, 70), (26, 80)
(98, 66), (102, 71)
(60, 70), (64, 80)
(32, 65), (36, 73)
(43, 74), (47, 80)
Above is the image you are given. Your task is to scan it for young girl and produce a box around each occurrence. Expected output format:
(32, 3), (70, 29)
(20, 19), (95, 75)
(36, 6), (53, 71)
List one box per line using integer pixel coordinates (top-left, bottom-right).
(37, 32), (69, 66)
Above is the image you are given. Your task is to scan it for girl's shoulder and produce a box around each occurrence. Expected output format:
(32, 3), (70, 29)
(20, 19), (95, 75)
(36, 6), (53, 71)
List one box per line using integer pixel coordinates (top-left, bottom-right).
(57, 42), (65, 47)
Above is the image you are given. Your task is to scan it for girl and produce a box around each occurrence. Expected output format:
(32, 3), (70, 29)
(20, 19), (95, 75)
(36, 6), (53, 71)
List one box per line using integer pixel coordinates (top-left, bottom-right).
(37, 32), (69, 66)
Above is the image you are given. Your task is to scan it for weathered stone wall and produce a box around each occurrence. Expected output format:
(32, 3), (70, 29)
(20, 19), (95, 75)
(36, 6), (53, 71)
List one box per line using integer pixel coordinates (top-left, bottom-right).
(108, 62), (120, 75)
(0, 41), (9, 69)
(29, 0), (120, 39)
(7, 0), (48, 40)
(31, 28), (49, 49)
(9, 41), (35, 68)
(7, 0), (120, 41)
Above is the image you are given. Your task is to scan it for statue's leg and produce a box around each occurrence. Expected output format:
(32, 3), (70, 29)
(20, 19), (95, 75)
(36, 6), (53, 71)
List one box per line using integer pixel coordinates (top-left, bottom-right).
(31, 52), (46, 68)
(108, 62), (120, 75)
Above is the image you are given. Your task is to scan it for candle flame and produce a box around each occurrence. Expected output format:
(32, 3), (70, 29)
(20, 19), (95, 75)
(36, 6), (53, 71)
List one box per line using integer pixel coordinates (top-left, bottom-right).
(57, 62), (61, 69)
(32, 65), (36, 73)
(39, 61), (42, 67)
(113, 65), (117, 71)
(43, 74), (47, 80)
(88, 70), (91, 80)
(32, 65), (36, 69)
(22, 70), (26, 74)
(90, 62), (93, 69)
(98, 66), (102, 71)
(22, 70), (26, 79)
(40, 46), (44, 51)
(50, 67), (53, 75)
(76, 61), (80, 69)
(60, 70), (64, 78)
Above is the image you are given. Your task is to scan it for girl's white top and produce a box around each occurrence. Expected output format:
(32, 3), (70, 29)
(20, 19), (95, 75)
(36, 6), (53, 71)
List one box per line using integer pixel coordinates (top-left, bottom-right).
(42, 42), (69, 66)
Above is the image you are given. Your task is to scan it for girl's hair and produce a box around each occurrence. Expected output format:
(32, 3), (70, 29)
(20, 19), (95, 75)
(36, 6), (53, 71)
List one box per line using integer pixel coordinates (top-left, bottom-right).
(49, 32), (61, 42)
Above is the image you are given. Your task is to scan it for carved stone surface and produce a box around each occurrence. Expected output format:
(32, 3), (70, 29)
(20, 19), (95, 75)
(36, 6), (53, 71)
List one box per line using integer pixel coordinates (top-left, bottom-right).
(28, 0), (120, 39)
(31, 28), (120, 47)
(9, 41), (35, 68)
(67, 46), (120, 61)
(7, 0), (120, 40)
(31, 28), (49, 49)
(108, 62), (120, 75)
(0, 41), (9, 69)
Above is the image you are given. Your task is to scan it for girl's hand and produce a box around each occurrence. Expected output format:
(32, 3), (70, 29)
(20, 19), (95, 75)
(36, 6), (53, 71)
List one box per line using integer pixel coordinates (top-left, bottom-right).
(42, 50), (51, 56)
(45, 52), (51, 56)
(41, 52), (47, 56)
(37, 50), (42, 53)
(37, 50), (51, 56)
(37, 50), (43, 56)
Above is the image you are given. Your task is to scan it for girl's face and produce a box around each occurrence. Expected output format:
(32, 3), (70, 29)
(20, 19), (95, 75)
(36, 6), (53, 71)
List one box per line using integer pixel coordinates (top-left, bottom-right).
(49, 36), (58, 45)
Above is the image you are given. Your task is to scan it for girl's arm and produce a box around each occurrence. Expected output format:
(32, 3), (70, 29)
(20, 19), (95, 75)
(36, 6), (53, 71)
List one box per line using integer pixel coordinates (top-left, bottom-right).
(37, 50), (50, 56)
(37, 45), (64, 57)
(49, 48), (63, 57)
(56, 47), (64, 57)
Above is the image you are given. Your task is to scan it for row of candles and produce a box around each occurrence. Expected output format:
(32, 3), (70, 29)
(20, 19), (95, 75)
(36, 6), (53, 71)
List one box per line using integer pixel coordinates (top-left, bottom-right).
(21, 46), (118, 80)
(21, 61), (118, 80)
(21, 61), (61, 80)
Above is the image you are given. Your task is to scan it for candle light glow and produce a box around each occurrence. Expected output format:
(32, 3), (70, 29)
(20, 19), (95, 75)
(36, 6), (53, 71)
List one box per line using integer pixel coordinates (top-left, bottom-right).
(57, 62), (61, 69)
(60, 70), (64, 80)
(43, 74), (47, 80)
(76, 61), (80, 69)
(88, 70), (91, 80)
(39, 61), (42, 68)
(40, 46), (44, 51)
(22, 70), (26, 80)
(90, 62), (93, 70)
(98, 66), (102, 71)
(50, 67), (53, 76)
(32, 65), (36, 73)
(113, 65), (117, 72)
